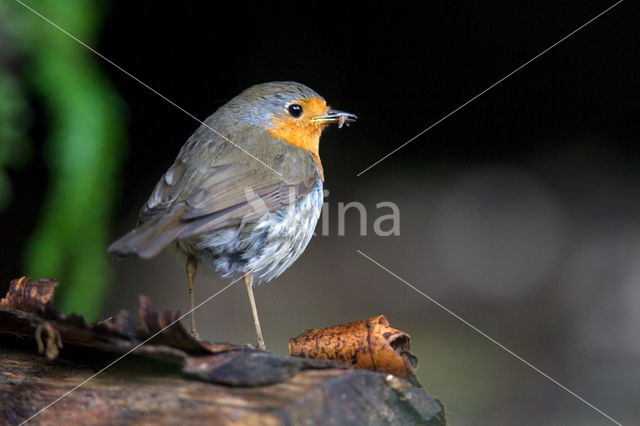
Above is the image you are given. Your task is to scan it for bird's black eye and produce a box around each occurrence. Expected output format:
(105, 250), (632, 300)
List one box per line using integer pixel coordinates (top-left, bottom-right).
(288, 104), (303, 118)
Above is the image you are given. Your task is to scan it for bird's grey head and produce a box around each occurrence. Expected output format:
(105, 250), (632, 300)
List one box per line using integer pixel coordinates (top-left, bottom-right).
(225, 81), (325, 128)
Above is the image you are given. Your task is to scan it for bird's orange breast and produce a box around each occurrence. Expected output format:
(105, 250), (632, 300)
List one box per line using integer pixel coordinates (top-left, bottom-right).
(265, 97), (329, 178)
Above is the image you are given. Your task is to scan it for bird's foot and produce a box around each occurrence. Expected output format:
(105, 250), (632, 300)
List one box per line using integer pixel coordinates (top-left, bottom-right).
(190, 328), (201, 340)
(243, 342), (267, 351)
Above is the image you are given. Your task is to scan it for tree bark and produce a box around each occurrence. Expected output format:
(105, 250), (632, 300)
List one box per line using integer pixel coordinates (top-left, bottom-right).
(1, 340), (445, 425)
(0, 278), (446, 425)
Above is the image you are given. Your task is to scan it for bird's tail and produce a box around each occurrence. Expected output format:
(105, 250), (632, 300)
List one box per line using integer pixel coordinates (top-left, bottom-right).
(108, 208), (187, 261)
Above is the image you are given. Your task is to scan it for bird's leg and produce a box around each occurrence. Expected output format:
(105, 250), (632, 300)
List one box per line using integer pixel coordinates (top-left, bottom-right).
(186, 255), (199, 339)
(243, 272), (265, 351)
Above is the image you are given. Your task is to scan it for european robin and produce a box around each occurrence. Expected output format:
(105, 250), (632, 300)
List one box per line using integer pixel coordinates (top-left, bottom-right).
(109, 81), (356, 349)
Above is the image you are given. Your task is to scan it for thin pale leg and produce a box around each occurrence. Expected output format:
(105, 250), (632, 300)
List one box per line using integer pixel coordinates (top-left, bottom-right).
(243, 272), (265, 350)
(186, 255), (199, 339)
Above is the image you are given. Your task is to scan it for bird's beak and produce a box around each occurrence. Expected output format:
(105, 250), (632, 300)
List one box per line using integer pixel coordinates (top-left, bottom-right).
(312, 109), (357, 128)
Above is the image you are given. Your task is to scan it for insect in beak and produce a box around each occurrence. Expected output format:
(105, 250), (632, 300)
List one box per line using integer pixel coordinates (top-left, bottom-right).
(311, 109), (358, 128)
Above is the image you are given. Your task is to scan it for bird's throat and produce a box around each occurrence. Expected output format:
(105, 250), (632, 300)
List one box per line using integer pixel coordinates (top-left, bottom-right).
(266, 119), (325, 178)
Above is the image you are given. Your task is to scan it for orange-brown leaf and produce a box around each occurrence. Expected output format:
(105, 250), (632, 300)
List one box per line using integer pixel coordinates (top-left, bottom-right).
(0, 276), (58, 314)
(288, 315), (419, 384)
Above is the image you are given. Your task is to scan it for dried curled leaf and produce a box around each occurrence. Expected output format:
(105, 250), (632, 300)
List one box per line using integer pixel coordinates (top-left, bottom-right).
(289, 315), (420, 385)
(35, 322), (63, 360)
(0, 279), (345, 386)
(0, 276), (58, 314)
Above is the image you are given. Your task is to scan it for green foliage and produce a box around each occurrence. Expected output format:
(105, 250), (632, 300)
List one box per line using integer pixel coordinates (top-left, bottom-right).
(2, 0), (127, 320)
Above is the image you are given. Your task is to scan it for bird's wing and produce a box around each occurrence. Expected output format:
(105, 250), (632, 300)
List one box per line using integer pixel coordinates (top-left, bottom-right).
(109, 125), (320, 259)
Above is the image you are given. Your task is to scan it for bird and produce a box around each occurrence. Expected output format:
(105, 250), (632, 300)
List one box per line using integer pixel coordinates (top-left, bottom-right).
(108, 81), (356, 350)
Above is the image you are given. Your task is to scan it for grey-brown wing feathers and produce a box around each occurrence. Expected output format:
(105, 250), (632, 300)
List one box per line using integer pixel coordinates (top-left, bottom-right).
(108, 205), (188, 260)
(108, 125), (320, 260)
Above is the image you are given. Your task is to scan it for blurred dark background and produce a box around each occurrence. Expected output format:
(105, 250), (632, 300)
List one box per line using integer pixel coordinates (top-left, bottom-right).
(1, 1), (638, 424)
